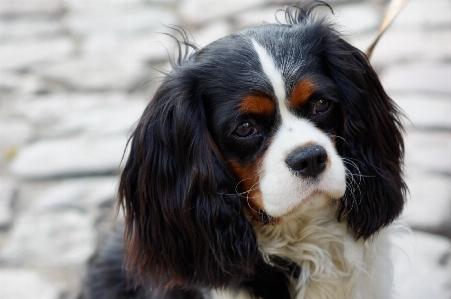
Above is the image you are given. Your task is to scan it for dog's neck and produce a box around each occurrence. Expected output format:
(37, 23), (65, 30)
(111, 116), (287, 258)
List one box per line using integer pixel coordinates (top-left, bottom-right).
(251, 205), (394, 299)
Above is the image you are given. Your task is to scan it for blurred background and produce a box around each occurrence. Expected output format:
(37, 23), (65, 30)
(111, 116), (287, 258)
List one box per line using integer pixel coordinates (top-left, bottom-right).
(0, 0), (450, 298)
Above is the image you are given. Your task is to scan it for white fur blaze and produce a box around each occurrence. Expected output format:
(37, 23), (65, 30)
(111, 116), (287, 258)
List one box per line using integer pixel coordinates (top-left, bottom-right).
(251, 40), (291, 122)
(251, 40), (346, 219)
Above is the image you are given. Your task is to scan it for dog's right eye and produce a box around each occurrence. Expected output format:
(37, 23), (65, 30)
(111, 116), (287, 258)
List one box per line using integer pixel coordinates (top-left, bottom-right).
(233, 123), (258, 137)
(312, 99), (331, 115)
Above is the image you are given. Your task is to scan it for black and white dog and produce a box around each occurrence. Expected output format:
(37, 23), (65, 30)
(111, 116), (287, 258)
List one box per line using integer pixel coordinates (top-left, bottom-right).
(83, 2), (406, 298)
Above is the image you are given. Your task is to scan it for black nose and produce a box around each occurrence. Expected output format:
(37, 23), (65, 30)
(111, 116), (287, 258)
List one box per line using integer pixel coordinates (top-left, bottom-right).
(285, 145), (328, 178)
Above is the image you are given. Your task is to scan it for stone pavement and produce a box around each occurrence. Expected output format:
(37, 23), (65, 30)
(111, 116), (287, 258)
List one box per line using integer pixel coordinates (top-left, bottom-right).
(0, 0), (450, 298)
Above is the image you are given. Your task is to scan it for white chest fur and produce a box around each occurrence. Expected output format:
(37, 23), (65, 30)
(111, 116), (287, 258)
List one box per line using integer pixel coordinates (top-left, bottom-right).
(253, 206), (395, 299)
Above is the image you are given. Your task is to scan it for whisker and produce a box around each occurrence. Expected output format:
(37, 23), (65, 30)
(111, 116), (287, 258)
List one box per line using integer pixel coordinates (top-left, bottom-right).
(327, 133), (349, 146)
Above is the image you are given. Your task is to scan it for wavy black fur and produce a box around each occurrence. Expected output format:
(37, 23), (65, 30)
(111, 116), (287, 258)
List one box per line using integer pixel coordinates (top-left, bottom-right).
(119, 65), (259, 289)
(328, 42), (406, 239)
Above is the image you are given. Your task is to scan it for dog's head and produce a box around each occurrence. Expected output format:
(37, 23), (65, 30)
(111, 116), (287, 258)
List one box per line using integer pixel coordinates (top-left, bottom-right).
(118, 2), (406, 290)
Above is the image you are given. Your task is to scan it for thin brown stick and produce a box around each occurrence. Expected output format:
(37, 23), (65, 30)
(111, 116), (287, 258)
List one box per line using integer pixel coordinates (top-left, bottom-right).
(366, 0), (409, 59)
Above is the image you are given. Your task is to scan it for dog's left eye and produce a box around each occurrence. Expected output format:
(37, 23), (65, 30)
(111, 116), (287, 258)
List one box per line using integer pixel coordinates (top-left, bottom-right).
(313, 99), (331, 115)
(233, 122), (258, 137)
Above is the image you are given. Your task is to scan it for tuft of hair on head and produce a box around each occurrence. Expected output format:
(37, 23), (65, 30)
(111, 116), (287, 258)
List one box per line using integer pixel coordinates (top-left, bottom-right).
(277, 1), (333, 25)
(161, 25), (199, 68)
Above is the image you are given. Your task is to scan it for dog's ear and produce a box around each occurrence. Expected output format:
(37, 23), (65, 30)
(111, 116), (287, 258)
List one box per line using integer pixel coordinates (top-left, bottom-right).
(326, 39), (407, 239)
(118, 66), (258, 289)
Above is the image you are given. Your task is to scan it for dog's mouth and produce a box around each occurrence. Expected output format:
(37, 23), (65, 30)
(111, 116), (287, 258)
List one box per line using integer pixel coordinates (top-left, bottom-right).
(257, 208), (277, 225)
(243, 197), (280, 225)
(252, 191), (342, 225)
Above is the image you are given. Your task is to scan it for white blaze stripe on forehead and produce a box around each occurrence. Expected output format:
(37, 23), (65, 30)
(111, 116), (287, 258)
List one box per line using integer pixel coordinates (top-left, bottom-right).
(251, 40), (292, 121)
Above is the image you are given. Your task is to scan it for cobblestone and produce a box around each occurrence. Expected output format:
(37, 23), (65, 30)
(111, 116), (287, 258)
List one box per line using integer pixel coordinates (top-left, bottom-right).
(395, 93), (451, 130)
(11, 135), (129, 179)
(0, 268), (63, 299)
(404, 131), (451, 175)
(34, 56), (148, 91)
(1, 38), (73, 71)
(403, 169), (451, 236)
(370, 28), (451, 67)
(0, 209), (96, 267)
(393, 231), (451, 299)
(0, 178), (15, 228)
(65, 3), (177, 37)
(383, 64), (451, 95)
(0, 0), (63, 17)
(178, 0), (265, 26)
(333, 3), (380, 34)
(0, 19), (63, 40)
(395, 0), (451, 29)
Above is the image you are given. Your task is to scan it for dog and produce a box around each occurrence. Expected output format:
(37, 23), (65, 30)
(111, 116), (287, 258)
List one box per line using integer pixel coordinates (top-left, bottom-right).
(83, 2), (406, 298)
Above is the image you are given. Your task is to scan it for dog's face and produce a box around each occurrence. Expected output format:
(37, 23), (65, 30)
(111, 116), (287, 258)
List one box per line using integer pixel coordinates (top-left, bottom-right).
(118, 4), (406, 291)
(200, 29), (347, 221)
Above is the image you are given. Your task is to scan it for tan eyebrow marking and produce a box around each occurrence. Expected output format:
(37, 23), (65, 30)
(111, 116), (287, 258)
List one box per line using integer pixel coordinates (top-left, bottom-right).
(239, 95), (275, 116)
(289, 79), (316, 110)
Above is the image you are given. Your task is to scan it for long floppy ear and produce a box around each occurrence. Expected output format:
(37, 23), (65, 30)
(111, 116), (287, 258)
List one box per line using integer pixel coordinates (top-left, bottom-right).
(326, 39), (407, 239)
(118, 64), (258, 289)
